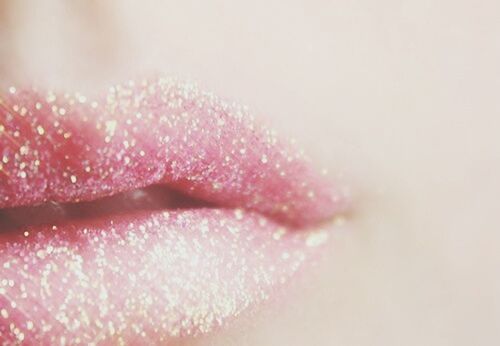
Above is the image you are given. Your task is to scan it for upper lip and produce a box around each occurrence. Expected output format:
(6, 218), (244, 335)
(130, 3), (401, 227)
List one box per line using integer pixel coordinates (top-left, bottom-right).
(0, 76), (346, 226)
(0, 75), (349, 342)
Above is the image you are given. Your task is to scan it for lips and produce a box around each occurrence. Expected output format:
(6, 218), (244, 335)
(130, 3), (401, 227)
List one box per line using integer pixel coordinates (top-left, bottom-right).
(0, 76), (348, 344)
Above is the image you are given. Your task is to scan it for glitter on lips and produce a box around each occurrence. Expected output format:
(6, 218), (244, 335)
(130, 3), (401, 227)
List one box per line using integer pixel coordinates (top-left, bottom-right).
(0, 76), (348, 344)
(0, 77), (344, 226)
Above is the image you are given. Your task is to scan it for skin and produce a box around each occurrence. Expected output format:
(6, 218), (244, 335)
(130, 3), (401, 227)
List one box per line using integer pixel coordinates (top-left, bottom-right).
(1, 0), (499, 344)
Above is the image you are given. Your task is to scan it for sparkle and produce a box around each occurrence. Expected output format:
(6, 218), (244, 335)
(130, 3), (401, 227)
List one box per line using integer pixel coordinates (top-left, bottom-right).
(305, 230), (329, 247)
(105, 120), (118, 135)
(273, 228), (287, 240)
(46, 92), (56, 103)
(234, 209), (244, 220)
(36, 125), (46, 135)
(19, 145), (29, 155)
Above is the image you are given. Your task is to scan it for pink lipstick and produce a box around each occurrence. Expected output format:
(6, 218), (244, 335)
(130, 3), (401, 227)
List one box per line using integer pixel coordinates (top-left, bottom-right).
(0, 76), (349, 344)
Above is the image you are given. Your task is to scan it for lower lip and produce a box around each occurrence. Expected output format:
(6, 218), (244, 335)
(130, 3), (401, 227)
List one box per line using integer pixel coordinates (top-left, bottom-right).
(0, 207), (344, 344)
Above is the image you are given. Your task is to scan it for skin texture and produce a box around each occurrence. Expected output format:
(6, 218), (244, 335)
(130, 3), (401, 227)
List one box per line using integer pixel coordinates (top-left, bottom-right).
(1, 0), (499, 345)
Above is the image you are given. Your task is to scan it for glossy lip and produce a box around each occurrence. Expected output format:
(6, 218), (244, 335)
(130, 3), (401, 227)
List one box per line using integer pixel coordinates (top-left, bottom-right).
(0, 76), (349, 344)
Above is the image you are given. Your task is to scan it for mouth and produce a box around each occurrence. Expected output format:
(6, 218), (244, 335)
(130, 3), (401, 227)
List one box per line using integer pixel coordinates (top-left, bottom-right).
(0, 76), (349, 344)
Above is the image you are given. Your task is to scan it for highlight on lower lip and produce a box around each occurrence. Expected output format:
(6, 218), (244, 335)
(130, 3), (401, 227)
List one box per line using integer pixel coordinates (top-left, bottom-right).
(0, 75), (350, 343)
(0, 208), (344, 344)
